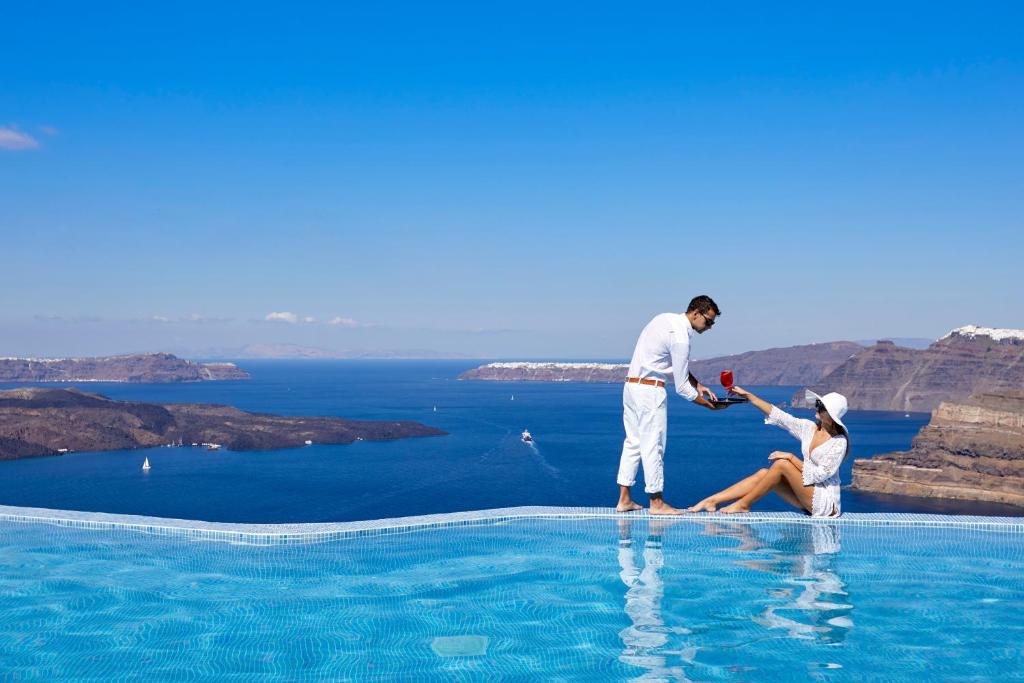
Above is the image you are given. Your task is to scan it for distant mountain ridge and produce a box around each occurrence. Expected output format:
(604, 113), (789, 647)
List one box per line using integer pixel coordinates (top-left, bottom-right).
(208, 344), (473, 360)
(462, 325), (1024, 415)
(800, 326), (1024, 412)
(0, 353), (248, 383)
(460, 362), (628, 383)
(855, 337), (933, 350)
(458, 341), (864, 386)
(690, 341), (864, 386)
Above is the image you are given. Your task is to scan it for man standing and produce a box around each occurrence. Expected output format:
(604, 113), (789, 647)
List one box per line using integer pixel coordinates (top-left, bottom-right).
(616, 295), (721, 515)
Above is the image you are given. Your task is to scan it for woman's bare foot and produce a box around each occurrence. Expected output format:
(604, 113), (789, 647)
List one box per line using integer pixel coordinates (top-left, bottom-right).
(616, 500), (643, 513)
(686, 497), (718, 513)
(649, 500), (684, 515)
(720, 502), (751, 514)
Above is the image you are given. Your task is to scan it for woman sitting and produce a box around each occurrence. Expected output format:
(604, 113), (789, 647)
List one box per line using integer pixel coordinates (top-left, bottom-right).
(687, 387), (850, 517)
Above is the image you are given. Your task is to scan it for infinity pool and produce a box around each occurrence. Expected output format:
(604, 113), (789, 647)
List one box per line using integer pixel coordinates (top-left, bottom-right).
(0, 508), (1021, 681)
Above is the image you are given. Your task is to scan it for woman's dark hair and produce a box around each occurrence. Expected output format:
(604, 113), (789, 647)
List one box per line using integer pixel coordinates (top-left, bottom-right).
(816, 404), (851, 462)
(815, 400), (844, 437)
(819, 413), (845, 438)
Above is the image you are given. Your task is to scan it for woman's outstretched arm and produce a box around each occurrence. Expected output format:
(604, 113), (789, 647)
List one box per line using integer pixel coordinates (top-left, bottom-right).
(731, 385), (815, 442)
(728, 386), (773, 416)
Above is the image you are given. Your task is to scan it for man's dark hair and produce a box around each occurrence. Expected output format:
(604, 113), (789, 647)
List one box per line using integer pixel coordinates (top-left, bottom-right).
(686, 295), (721, 316)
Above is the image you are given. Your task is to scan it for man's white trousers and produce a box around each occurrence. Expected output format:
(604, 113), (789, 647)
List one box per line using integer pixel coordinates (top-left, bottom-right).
(616, 383), (668, 494)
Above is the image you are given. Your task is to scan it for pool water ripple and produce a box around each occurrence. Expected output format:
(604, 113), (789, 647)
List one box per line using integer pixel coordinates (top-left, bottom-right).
(0, 513), (1021, 680)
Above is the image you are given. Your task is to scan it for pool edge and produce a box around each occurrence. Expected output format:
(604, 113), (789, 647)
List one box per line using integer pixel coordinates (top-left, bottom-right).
(1, 504), (1022, 544)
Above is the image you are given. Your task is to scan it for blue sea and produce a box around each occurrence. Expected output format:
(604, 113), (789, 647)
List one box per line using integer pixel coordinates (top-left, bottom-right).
(0, 360), (1019, 523)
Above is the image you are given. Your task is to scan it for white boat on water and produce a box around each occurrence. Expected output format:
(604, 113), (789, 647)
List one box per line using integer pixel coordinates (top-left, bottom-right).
(142, 457), (151, 471)
(521, 430), (533, 443)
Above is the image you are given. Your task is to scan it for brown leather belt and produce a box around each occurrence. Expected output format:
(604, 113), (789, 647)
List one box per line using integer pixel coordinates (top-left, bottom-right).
(626, 377), (665, 388)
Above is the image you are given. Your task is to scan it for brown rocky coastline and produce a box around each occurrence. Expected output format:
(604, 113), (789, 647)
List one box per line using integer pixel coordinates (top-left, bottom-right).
(851, 391), (1024, 507)
(0, 388), (445, 460)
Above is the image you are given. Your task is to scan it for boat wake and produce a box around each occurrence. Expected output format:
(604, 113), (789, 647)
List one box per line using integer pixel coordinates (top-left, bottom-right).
(524, 439), (561, 479)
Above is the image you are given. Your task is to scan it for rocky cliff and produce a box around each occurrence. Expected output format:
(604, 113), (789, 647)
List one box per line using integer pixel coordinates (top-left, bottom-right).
(800, 326), (1024, 412)
(690, 341), (864, 385)
(0, 388), (444, 459)
(459, 341), (864, 385)
(0, 353), (249, 383)
(851, 391), (1024, 507)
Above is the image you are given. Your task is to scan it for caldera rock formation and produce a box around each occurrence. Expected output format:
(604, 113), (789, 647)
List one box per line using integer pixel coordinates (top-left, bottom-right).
(0, 388), (445, 460)
(851, 390), (1024, 507)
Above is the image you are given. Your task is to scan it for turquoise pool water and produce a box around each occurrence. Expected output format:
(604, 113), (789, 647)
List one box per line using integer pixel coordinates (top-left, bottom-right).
(1, 511), (1021, 681)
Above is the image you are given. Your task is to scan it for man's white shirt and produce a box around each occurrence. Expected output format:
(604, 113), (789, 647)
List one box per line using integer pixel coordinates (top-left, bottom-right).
(625, 313), (699, 401)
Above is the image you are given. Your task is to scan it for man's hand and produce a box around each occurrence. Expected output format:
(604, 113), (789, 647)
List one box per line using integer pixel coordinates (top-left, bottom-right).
(695, 396), (726, 411)
(696, 383), (718, 402)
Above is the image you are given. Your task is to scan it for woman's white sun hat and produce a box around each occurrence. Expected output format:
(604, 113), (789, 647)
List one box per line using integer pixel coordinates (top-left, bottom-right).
(805, 389), (849, 433)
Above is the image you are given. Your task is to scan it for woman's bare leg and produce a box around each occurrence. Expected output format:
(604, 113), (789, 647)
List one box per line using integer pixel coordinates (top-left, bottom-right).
(687, 451), (801, 512)
(686, 468), (769, 512)
(721, 459), (813, 514)
(772, 479), (805, 511)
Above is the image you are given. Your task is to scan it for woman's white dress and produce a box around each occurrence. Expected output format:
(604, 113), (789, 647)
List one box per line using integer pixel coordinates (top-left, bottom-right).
(765, 406), (848, 517)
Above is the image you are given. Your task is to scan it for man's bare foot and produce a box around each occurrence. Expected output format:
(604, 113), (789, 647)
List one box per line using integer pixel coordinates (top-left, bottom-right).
(685, 497), (718, 513)
(649, 502), (684, 515)
(616, 500), (643, 513)
(720, 502), (750, 514)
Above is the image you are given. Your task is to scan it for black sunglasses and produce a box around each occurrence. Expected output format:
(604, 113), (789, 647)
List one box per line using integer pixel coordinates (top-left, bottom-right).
(815, 400), (826, 412)
(699, 311), (716, 327)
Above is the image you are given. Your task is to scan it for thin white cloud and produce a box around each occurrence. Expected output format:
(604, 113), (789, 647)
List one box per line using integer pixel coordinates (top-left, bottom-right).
(264, 312), (319, 324)
(183, 313), (232, 324)
(265, 311), (300, 324)
(38, 125), (59, 137)
(328, 316), (368, 328)
(150, 313), (232, 324)
(0, 126), (39, 151)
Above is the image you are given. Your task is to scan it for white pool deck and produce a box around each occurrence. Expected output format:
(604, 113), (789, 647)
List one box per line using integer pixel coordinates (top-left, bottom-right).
(1, 504), (1022, 545)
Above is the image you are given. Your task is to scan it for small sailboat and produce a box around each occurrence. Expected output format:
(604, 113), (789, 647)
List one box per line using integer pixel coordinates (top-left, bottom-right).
(511, 395), (515, 401)
(142, 457), (151, 471)
(521, 429), (533, 443)
(433, 405), (437, 412)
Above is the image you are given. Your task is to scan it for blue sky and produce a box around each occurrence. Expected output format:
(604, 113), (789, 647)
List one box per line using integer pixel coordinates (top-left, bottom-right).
(2, 2), (1022, 358)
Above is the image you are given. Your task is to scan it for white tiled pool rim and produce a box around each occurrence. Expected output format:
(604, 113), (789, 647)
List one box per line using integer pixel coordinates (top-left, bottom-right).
(1, 505), (1022, 545)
